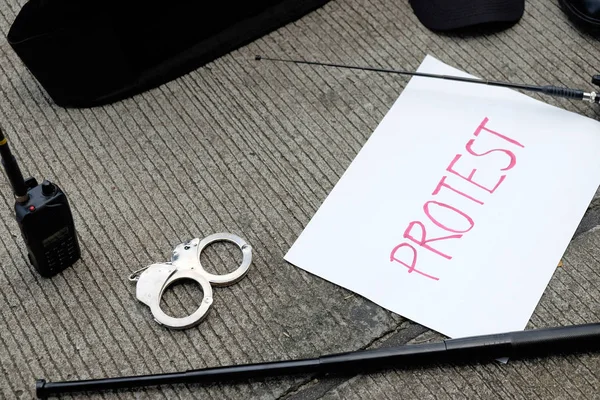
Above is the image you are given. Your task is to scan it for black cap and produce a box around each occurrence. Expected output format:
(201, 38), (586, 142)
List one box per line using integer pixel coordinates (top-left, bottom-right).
(36, 379), (47, 399)
(409, 0), (525, 31)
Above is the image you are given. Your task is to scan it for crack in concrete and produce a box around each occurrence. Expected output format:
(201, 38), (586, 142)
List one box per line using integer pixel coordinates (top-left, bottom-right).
(277, 321), (430, 400)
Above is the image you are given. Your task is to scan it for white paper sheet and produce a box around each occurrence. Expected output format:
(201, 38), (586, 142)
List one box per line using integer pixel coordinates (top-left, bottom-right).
(284, 55), (600, 339)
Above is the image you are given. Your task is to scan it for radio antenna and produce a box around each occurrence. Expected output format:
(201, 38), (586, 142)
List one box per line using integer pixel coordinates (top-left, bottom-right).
(255, 55), (600, 104)
(0, 127), (28, 203)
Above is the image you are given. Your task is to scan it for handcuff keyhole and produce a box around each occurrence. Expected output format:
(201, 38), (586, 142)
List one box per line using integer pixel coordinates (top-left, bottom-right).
(159, 279), (205, 318)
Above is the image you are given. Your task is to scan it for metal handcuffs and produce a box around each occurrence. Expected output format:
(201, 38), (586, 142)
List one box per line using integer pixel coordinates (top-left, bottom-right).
(129, 233), (252, 329)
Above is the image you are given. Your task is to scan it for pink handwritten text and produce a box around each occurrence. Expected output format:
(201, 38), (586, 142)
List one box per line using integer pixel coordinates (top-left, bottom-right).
(390, 117), (525, 281)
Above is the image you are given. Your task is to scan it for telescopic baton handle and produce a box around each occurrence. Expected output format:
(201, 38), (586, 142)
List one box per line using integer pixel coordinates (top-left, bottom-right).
(36, 323), (600, 399)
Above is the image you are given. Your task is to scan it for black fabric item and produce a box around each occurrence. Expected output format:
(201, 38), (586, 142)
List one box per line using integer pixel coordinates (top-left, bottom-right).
(7, 0), (331, 108)
(559, 0), (600, 31)
(409, 0), (524, 31)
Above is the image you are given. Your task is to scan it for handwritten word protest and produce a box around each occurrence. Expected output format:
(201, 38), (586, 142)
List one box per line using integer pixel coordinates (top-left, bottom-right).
(285, 55), (600, 339)
(390, 117), (525, 281)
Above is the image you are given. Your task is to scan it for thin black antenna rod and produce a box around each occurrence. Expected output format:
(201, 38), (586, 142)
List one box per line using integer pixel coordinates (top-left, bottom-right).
(255, 55), (600, 104)
(0, 126), (28, 202)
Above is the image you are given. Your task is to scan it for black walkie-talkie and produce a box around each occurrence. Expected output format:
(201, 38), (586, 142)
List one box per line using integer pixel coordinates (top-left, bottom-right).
(0, 127), (81, 277)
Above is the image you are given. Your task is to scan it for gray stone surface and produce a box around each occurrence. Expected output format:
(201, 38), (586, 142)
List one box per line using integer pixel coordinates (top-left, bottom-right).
(0, 0), (598, 399)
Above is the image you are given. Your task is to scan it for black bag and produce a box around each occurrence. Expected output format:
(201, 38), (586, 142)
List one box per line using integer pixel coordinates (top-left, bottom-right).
(7, 0), (330, 108)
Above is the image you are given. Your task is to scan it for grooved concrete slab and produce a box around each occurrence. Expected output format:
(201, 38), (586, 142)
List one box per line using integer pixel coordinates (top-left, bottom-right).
(0, 0), (598, 399)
